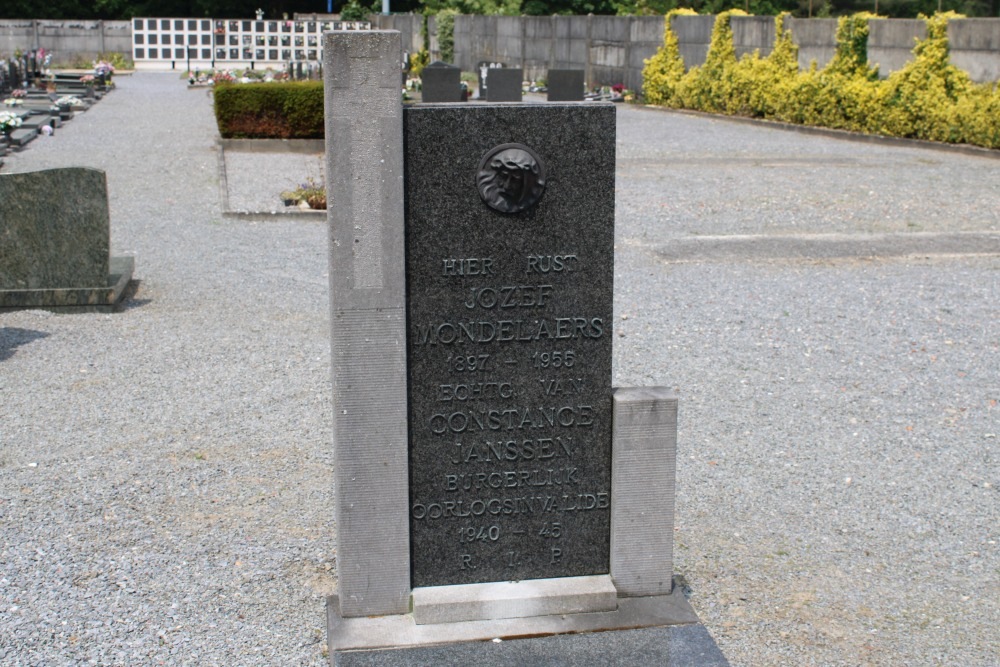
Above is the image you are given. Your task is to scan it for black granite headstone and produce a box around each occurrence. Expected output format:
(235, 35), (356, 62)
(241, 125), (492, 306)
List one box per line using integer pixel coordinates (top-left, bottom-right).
(485, 68), (523, 102)
(547, 69), (585, 102)
(421, 60), (462, 103)
(405, 104), (616, 588)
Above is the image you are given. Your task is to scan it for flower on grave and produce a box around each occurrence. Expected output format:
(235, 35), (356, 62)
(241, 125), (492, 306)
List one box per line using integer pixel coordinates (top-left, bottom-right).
(56, 95), (83, 106)
(611, 83), (625, 94)
(94, 61), (115, 77)
(0, 110), (23, 133)
(213, 71), (236, 84)
(80, 74), (96, 84)
(2, 98), (23, 107)
(11, 89), (26, 98)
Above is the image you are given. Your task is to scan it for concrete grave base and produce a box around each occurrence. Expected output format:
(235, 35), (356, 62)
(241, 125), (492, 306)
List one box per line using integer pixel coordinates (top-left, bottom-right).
(332, 623), (730, 667)
(0, 256), (134, 312)
(328, 576), (701, 654)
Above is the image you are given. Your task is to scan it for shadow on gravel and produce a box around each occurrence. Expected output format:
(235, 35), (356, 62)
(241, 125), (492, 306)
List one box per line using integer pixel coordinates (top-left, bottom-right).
(0, 328), (50, 361)
(116, 280), (151, 312)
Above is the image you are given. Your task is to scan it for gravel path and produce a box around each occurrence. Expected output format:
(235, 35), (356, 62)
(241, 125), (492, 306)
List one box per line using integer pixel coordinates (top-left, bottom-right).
(1, 74), (997, 666)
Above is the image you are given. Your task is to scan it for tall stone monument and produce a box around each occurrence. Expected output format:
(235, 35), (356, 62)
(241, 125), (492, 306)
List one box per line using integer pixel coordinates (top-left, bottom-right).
(324, 30), (722, 665)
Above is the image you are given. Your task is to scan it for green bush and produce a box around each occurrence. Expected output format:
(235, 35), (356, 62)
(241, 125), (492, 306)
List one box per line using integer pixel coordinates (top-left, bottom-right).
(214, 81), (324, 139)
(436, 9), (460, 64)
(642, 11), (999, 151)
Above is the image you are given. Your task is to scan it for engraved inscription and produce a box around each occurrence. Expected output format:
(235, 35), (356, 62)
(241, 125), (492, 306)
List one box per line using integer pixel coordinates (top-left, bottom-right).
(443, 257), (495, 276)
(526, 254), (578, 273)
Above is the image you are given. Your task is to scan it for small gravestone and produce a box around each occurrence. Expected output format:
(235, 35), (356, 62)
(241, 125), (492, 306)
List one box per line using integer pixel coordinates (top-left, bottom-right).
(421, 60), (462, 103)
(547, 69), (585, 102)
(485, 68), (523, 102)
(0, 167), (134, 312)
(323, 29), (724, 666)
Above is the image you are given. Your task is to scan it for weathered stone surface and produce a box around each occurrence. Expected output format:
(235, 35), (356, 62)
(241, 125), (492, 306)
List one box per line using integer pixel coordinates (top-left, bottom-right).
(421, 61), (462, 103)
(484, 68), (523, 102)
(411, 574), (617, 624)
(0, 167), (110, 290)
(547, 69), (585, 102)
(610, 387), (677, 597)
(0, 167), (133, 312)
(324, 30), (411, 618)
(405, 103), (616, 587)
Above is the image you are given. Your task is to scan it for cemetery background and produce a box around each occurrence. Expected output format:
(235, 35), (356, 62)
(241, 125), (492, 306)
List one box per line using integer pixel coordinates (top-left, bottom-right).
(0, 71), (997, 665)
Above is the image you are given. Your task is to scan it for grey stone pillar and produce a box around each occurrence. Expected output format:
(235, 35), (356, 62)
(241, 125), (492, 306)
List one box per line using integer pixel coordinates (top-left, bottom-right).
(323, 30), (410, 618)
(610, 387), (677, 597)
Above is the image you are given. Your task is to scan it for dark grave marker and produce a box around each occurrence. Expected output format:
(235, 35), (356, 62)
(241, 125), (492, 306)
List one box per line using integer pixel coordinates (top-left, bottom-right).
(405, 104), (616, 587)
(421, 60), (462, 103)
(485, 68), (523, 102)
(547, 69), (585, 102)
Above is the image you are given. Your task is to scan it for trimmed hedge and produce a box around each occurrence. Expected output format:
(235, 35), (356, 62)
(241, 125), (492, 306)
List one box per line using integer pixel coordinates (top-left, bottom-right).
(214, 81), (324, 139)
(643, 12), (1000, 150)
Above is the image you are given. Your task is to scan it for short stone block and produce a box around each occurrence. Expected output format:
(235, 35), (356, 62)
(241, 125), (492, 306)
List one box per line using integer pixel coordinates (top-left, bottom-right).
(485, 68), (523, 102)
(411, 575), (618, 625)
(610, 387), (678, 597)
(421, 60), (462, 103)
(547, 69), (585, 101)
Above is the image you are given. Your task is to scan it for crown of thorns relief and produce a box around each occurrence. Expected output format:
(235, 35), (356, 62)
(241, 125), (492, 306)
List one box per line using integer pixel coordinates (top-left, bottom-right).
(476, 143), (547, 214)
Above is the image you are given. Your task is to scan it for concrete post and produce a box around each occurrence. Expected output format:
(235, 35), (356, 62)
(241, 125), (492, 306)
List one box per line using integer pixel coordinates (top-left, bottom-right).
(323, 30), (410, 619)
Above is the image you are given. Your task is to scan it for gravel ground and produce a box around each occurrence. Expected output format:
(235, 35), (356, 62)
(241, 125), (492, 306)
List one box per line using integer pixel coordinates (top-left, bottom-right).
(1, 73), (997, 666)
(222, 149), (325, 214)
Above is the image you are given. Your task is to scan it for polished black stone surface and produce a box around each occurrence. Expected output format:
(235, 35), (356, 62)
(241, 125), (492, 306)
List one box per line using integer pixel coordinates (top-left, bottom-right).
(334, 624), (731, 666)
(421, 60), (462, 103)
(404, 104), (616, 587)
(547, 70), (585, 102)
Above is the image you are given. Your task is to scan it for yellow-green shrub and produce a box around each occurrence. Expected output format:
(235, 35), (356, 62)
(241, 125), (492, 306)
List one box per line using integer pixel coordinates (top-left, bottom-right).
(876, 12), (972, 142)
(641, 11), (999, 151)
(675, 10), (747, 114)
(641, 8), (697, 106)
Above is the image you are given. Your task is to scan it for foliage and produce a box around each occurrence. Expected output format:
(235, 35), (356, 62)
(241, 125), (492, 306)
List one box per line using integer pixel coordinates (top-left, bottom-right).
(825, 12), (878, 79)
(436, 9), (459, 64)
(641, 8), (697, 106)
(213, 81), (324, 139)
(339, 1), (370, 21)
(674, 9), (747, 113)
(641, 11), (1000, 150)
(410, 49), (430, 77)
(96, 52), (132, 71)
(281, 177), (327, 209)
